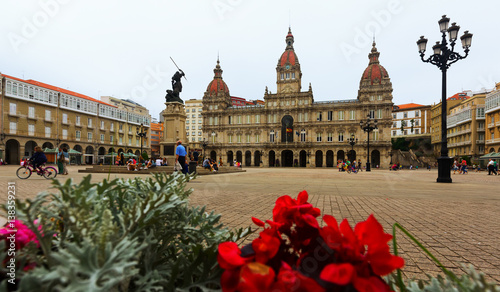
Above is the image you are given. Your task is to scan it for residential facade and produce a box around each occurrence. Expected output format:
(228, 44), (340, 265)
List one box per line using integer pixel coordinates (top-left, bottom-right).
(430, 92), (470, 156)
(150, 121), (163, 158)
(185, 99), (203, 150)
(391, 103), (431, 138)
(0, 74), (150, 165)
(202, 29), (394, 168)
(485, 82), (500, 153)
(446, 91), (487, 161)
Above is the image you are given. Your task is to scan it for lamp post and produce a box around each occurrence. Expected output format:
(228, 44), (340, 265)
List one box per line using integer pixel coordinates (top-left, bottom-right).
(360, 115), (378, 172)
(202, 138), (207, 161)
(136, 123), (147, 162)
(347, 134), (357, 161)
(417, 15), (472, 183)
(307, 150), (311, 165)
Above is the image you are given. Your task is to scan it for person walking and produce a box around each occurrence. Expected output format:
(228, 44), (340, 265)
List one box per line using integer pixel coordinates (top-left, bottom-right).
(62, 147), (69, 175)
(175, 140), (188, 174)
(487, 159), (497, 175)
(57, 147), (64, 174)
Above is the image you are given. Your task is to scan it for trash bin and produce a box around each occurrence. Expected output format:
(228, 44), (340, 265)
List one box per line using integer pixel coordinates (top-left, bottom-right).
(188, 161), (197, 174)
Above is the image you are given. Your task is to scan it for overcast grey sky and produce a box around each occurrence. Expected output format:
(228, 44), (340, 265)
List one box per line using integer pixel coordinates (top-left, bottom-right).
(1, 0), (498, 120)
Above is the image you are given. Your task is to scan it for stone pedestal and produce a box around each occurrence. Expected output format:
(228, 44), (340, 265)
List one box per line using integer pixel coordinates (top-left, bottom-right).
(160, 102), (188, 166)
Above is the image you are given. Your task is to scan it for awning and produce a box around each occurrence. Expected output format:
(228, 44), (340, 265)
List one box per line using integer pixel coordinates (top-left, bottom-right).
(479, 152), (500, 159)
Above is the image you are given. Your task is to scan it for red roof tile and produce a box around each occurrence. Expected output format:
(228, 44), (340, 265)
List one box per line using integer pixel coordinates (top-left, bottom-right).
(395, 103), (426, 110)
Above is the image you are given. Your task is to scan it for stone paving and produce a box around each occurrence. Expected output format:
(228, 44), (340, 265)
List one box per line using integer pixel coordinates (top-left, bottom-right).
(0, 164), (499, 283)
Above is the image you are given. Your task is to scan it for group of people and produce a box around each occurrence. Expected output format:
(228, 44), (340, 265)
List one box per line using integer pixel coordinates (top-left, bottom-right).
(338, 159), (362, 173)
(452, 159), (468, 174)
(56, 147), (70, 175)
(202, 158), (220, 172)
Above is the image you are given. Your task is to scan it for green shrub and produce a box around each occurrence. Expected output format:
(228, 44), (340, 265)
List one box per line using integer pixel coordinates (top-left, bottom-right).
(1, 172), (250, 291)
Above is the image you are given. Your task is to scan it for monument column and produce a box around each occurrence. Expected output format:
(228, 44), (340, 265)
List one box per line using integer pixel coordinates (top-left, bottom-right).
(160, 101), (188, 166)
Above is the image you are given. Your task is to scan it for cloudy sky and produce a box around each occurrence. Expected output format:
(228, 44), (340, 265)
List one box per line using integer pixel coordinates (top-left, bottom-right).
(1, 0), (499, 120)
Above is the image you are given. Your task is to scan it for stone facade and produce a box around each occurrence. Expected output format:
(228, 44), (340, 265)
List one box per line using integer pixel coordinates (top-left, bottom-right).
(202, 29), (394, 168)
(0, 74), (150, 165)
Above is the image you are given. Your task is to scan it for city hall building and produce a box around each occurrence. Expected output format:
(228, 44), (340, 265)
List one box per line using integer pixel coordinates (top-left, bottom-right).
(202, 28), (394, 168)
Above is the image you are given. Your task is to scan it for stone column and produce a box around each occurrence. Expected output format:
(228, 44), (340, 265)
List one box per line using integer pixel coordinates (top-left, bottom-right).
(160, 102), (188, 166)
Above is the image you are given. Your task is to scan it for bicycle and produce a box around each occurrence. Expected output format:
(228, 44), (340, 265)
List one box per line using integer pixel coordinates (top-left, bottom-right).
(16, 162), (58, 179)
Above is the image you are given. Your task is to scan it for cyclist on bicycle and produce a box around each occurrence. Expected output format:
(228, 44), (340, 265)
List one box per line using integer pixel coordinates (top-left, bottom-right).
(30, 146), (47, 174)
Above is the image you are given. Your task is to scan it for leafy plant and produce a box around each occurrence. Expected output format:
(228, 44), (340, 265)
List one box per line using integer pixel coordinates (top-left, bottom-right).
(1, 172), (251, 291)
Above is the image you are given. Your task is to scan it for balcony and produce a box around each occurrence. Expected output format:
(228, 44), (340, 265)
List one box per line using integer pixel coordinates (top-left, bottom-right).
(27, 115), (37, 121)
(476, 140), (485, 144)
(8, 111), (20, 118)
(44, 118), (54, 123)
(477, 127), (485, 132)
(488, 123), (495, 128)
(496, 121), (500, 127)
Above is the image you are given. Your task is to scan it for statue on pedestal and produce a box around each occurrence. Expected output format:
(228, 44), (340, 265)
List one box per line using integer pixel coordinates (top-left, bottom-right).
(165, 70), (185, 103)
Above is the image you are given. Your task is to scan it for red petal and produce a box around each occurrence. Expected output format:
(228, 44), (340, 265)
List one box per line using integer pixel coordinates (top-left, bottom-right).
(353, 276), (392, 292)
(221, 269), (240, 292)
(302, 214), (319, 229)
(320, 263), (355, 285)
(297, 190), (309, 204)
(323, 215), (339, 231)
(251, 217), (265, 227)
(218, 242), (246, 270)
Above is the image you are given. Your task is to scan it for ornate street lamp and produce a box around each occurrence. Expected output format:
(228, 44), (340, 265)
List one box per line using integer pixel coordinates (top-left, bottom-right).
(417, 15), (472, 183)
(360, 115), (378, 172)
(136, 123), (148, 161)
(347, 134), (357, 161)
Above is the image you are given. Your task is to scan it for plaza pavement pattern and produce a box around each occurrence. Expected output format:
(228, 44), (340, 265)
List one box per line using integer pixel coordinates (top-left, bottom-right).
(0, 165), (498, 283)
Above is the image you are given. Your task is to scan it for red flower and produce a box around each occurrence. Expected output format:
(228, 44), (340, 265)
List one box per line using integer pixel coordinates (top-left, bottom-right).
(0, 220), (40, 250)
(237, 262), (275, 292)
(218, 242), (248, 270)
(272, 191), (321, 230)
(273, 262), (325, 292)
(252, 229), (281, 264)
(320, 263), (355, 285)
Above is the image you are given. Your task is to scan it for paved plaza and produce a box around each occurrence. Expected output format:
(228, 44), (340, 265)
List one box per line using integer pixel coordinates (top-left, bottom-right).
(0, 165), (499, 283)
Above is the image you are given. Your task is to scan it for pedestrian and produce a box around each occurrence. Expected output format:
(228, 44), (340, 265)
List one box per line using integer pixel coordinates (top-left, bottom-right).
(62, 147), (69, 175)
(453, 159), (458, 174)
(29, 146), (47, 174)
(487, 159), (497, 175)
(57, 147), (64, 174)
(175, 140), (188, 174)
(358, 160), (362, 172)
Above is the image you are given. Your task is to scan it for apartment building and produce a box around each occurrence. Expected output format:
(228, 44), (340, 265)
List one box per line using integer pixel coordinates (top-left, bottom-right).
(0, 74), (150, 165)
(391, 103), (431, 138)
(430, 92), (470, 156)
(446, 91), (487, 160)
(485, 82), (500, 153)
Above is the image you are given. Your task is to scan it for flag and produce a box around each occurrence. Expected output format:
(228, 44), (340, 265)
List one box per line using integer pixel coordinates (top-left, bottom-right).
(286, 128), (292, 133)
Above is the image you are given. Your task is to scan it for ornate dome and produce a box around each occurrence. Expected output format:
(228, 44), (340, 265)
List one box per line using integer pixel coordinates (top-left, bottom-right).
(278, 27), (299, 66)
(361, 42), (389, 85)
(206, 59), (229, 95)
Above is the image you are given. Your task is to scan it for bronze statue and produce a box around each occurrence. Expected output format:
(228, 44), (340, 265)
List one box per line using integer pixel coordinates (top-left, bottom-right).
(165, 69), (185, 103)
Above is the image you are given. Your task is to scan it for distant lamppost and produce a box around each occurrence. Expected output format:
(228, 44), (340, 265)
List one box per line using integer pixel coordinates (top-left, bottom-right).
(417, 15), (472, 183)
(360, 115), (378, 172)
(136, 123), (147, 161)
(202, 138), (208, 160)
(307, 150), (311, 165)
(347, 134), (357, 161)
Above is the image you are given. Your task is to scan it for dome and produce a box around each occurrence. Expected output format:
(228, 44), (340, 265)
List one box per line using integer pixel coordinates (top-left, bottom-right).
(206, 59), (230, 95)
(277, 27), (299, 67)
(279, 50), (298, 66)
(361, 42), (389, 85)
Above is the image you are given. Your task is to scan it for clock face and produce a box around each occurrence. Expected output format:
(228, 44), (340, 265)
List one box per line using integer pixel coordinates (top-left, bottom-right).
(285, 65), (290, 69)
